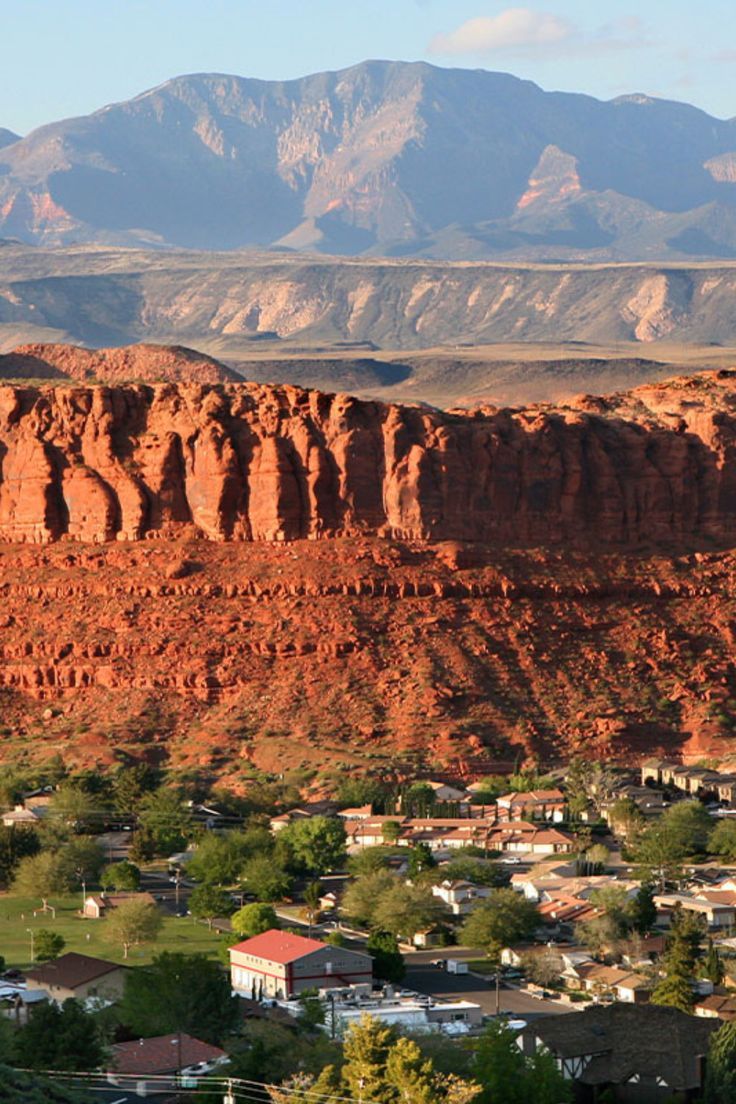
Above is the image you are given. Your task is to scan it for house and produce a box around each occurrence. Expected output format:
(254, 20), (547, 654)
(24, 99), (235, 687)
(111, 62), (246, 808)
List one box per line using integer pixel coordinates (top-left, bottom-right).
(695, 993), (736, 1021)
(654, 892), (736, 929)
(337, 804), (374, 821)
(716, 775), (736, 806)
(229, 930), (372, 1000)
(518, 1004), (717, 1102)
(431, 879), (493, 915)
(570, 962), (652, 1004)
(422, 781), (470, 803)
(640, 759), (671, 786)
(487, 823), (575, 856)
(1, 805), (41, 828)
(110, 1033), (227, 1076)
(497, 789), (566, 823)
(82, 891), (158, 919)
(24, 953), (126, 1006)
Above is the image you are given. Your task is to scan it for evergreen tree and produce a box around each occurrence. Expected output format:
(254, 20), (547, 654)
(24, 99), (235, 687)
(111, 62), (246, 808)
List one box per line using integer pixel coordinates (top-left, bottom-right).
(341, 1015), (398, 1104)
(651, 907), (704, 1013)
(631, 882), (657, 934)
(407, 843), (436, 879)
(34, 929), (65, 962)
(13, 998), (104, 1071)
(385, 1037), (436, 1104)
(705, 1020), (736, 1104)
(119, 951), (239, 1044)
(703, 938), (725, 985)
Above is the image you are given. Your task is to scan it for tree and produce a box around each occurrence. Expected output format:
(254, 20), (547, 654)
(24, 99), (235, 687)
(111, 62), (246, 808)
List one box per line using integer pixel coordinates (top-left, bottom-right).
(651, 907), (705, 1013)
(189, 884), (234, 929)
(607, 797), (644, 841)
(48, 782), (105, 832)
(100, 860), (141, 891)
(382, 821), (403, 844)
(240, 854), (292, 901)
(297, 989), (327, 1031)
(34, 929), (65, 962)
(703, 938), (725, 986)
(367, 930), (405, 983)
(231, 902), (278, 939)
(55, 837), (105, 891)
(705, 1020), (736, 1104)
(342, 870), (398, 928)
(440, 856), (509, 888)
(0, 824), (40, 888)
(709, 818), (736, 862)
(105, 897), (163, 958)
(631, 882), (657, 934)
(348, 846), (401, 877)
(137, 786), (192, 856)
(372, 883), (448, 943)
(12, 852), (66, 913)
(281, 817), (346, 875)
(113, 762), (160, 814)
(341, 1015), (397, 1104)
(585, 843), (610, 871)
(119, 951), (239, 1044)
(660, 801), (714, 855)
(403, 784), (437, 817)
(385, 1036), (437, 1104)
(407, 843), (436, 878)
(0, 1065), (93, 1104)
(187, 827), (273, 885)
(302, 881), (322, 927)
(336, 778), (388, 809)
(472, 1020), (570, 1104)
(13, 998), (104, 1071)
(460, 890), (539, 962)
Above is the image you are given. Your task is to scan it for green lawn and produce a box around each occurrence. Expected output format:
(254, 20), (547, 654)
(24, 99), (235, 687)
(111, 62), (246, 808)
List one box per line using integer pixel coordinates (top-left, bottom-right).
(0, 894), (227, 969)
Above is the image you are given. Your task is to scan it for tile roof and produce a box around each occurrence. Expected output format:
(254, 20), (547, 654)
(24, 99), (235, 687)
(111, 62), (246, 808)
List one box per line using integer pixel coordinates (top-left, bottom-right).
(25, 952), (123, 989)
(111, 1033), (226, 1075)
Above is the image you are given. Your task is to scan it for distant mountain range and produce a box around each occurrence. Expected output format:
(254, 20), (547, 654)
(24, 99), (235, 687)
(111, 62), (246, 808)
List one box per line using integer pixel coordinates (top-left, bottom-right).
(2, 61), (736, 260)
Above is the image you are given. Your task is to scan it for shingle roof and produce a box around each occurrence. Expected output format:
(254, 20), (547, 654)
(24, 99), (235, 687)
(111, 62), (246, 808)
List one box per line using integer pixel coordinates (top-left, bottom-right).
(25, 952), (123, 989)
(525, 1005), (716, 1090)
(229, 929), (330, 963)
(111, 1033), (226, 1075)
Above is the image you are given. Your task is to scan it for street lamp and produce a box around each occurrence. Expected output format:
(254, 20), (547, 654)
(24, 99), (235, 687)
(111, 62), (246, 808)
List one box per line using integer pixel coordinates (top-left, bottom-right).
(26, 929), (34, 963)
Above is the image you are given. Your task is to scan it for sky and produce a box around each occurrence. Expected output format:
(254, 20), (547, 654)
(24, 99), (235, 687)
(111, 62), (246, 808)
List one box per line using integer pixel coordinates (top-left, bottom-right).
(1, 0), (735, 135)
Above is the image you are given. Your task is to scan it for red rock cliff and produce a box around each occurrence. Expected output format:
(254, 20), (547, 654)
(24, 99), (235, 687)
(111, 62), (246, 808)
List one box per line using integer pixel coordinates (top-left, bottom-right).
(2, 370), (736, 547)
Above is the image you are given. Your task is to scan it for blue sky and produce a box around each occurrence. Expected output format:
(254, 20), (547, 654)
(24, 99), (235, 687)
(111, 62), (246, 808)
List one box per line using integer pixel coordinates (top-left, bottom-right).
(2, 0), (735, 135)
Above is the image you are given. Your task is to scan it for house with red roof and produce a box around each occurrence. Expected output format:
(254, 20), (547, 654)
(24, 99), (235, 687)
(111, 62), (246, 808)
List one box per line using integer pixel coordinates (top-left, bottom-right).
(110, 1033), (227, 1077)
(229, 929), (373, 1000)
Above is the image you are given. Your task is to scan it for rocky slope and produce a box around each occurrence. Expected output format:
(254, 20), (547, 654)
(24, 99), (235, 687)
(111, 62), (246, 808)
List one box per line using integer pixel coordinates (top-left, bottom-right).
(0, 342), (241, 385)
(2, 62), (736, 259)
(5, 246), (736, 366)
(1, 366), (736, 775)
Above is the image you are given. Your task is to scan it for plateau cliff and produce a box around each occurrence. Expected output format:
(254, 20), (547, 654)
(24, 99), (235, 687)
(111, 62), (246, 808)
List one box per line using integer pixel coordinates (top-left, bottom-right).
(1, 369), (736, 548)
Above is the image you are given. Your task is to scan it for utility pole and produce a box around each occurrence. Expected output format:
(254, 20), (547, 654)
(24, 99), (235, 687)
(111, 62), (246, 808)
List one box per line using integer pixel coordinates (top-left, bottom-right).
(223, 1080), (236, 1104)
(494, 971), (500, 1016)
(26, 928), (34, 963)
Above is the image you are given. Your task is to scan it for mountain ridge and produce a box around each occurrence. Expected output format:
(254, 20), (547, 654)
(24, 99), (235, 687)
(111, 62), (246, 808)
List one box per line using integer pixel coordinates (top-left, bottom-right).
(3, 60), (736, 258)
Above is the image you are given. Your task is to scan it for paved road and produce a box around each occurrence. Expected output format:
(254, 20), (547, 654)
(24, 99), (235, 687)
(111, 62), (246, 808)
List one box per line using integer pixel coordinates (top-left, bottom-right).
(404, 963), (574, 1019)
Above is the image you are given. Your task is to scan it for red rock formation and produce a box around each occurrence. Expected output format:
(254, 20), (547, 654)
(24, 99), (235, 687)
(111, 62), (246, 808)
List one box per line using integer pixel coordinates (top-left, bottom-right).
(0, 343), (241, 385)
(1, 368), (736, 546)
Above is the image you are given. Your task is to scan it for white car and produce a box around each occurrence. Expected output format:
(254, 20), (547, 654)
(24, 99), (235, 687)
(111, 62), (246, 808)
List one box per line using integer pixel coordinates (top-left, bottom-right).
(500, 857), (522, 865)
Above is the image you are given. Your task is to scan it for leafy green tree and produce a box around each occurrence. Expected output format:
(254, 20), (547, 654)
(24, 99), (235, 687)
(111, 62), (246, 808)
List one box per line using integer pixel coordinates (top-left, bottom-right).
(231, 902), (278, 938)
(302, 881), (322, 927)
(385, 1036), (437, 1104)
(12, 852), (66, 913)
(34, 929), (65, 962)
(100, 860), (140, 891)
(189, 884), (234, 929)
(460, 890), (539, 962)
(137, 786), (193, 855)
(585, 843), (610, 870)
(661, 801), (714, 855)
(709, 818), (736, 862)
(367, 930), (405, 983)
(403, 783), (437, 816)
(607, 796), (644, 840)
(55, 838), (105, 892)
(372, 883), (448, 943)
(297, 989), (327, 1031)
(336, 778), (388, 809)
(13, 998), (104, 1071)
(407, 843), (436, 878)
(347, 846), (401, 876)
(0, 824), (40, 888)
(280, 816), (346, 875)
(104, 897), (163, 958)
(439, 856), (509, 888)
(382, 821), (403, 843)
(128, 826), (157, 864)
(325, 930), (347, 947)
(241, 854), (292, 901)
(187, 827), (273, 884)
(705, 1020), (736, 1104)
(48, 781), (105, 832)
(119, 951), (239, 1044)
(342, 870), (398, 928)
(0, 1065), (93, 1104)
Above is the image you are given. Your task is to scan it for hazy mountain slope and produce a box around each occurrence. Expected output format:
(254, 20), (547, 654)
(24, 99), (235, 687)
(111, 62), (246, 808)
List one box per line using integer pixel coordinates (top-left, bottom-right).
(2, 62), (736, 257)
(0, 128), (19, 149)
(4, 245), (736, 361)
